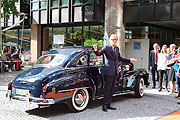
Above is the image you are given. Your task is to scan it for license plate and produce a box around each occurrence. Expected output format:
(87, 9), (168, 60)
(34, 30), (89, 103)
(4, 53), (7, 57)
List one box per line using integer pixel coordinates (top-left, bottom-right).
(16, 89), (29, 96)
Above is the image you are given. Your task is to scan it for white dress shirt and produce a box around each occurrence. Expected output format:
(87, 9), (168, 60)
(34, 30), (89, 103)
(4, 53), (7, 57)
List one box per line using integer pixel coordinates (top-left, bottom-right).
(157, 53), (168, 70)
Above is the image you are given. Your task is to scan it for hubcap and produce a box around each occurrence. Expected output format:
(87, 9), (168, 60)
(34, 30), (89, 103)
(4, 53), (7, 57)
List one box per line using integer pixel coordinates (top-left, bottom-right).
(74, 90), (87, 107)
(139, 78), (144, 96)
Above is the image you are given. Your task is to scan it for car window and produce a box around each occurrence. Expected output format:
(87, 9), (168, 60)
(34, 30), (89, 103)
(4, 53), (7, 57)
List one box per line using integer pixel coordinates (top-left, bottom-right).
(77, 55), (87, 66)
(89, 53), (103, 66)
(35, 54), (66, 65)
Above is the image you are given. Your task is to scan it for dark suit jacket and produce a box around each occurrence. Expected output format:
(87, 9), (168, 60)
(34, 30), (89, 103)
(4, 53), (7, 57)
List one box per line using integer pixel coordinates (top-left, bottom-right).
(149, 50), (157, 68)
(95, 45), (130, 76)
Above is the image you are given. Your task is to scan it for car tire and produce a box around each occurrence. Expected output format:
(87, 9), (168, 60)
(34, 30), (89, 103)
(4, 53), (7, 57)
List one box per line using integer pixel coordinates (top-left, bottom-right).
(67, 88), (89, 112)
(134, 77), (144, 98)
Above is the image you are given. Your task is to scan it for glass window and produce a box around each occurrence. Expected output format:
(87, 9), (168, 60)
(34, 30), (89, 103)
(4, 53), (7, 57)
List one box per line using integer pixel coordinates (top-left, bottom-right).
(66, 27), (73, 46)
(90, 26), (104, 40)
(125, 0), (138, 6)
(19, 29), (31, 51)
(74, 0), (83, 5)
(85, 0), (93, 3)
(155, 0), (171, 3)
(73, 27), (82, 46)
(24, 0), (30, 4)
(41, 1), (47, 9)
(84, 26), (104, 47)
(32, 2), (39, 10)
(126, 26), (148, 39)
(141, 0), (154, 4)
(52, 0), (58, 7)
(96, 0), (101, 4)
(83, 26), (90, 39)
(77, 55), (87, 66)
(62, 0), (69, 6)
(35, 54), (66, 65)
(90, 53), (103, 66)
(4, 30), (18, 45)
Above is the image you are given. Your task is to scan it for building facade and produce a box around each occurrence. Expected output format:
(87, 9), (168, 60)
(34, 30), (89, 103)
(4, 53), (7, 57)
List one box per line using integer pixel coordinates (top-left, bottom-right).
(2, 0), (180, 62)
(124, 0), (180, 50)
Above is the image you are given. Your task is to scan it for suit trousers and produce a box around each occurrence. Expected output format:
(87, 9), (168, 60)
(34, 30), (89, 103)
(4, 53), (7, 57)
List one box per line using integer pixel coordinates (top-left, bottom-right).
(159, 70), (167, 89)
(151, 64), (159, 87)
(103, 74), (116, 107)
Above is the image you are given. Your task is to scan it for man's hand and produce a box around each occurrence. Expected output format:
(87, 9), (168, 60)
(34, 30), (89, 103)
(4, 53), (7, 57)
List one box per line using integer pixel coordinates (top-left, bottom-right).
(177, 72), (180, 77)
(93, 44), (98, 52)
(130, 58), (137, 62)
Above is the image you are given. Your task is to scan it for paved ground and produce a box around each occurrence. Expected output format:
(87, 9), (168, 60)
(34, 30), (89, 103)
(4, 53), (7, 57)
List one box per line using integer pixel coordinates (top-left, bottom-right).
(0, 66), (180, 120)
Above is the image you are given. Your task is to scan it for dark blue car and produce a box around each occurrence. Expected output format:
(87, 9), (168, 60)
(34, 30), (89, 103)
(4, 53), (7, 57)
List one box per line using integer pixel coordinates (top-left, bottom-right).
(6, 46), (149, 112)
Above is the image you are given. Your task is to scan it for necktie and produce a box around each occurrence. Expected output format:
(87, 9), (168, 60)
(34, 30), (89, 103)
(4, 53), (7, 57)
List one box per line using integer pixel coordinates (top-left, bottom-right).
(155, 50), (158, 64)
(112, 47), (115, 52)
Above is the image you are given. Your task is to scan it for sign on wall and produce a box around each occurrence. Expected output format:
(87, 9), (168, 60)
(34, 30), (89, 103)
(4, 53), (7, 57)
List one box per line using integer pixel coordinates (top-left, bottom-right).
(134, 42), (141, 50)
(53, 35), (64, 44)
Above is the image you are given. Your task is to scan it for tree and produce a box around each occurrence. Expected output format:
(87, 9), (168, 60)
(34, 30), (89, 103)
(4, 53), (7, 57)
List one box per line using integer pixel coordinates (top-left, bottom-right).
(1, 0), (19, 19)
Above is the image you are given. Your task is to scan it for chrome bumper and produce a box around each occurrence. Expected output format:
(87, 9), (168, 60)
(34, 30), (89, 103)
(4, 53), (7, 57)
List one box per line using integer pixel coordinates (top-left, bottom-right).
(6, 90), (55, 105)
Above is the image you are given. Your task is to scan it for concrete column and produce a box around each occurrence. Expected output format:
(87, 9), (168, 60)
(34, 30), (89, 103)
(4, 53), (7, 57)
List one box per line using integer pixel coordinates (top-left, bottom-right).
(42, 28), (49, 51)
(104, 0), (125, 57)
(30, 24), (41, 62)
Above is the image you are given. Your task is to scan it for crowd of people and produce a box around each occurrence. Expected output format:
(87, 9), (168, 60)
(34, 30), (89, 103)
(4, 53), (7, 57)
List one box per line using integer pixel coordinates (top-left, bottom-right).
(149, 43), (180, 98)
(0, 45), (23, 72)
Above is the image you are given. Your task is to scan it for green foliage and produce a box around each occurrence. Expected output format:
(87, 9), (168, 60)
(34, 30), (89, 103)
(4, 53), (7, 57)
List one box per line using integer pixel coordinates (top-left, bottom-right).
(84, 38), (103, 47)
(1, 0), (19, 19)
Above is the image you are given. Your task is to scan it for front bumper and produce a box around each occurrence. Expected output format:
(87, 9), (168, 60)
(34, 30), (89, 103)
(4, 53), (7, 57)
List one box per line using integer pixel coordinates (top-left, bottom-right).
(6, 90), (55, 105)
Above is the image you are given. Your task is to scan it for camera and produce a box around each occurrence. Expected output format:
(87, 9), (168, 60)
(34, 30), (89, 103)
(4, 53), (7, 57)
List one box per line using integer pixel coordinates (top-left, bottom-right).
(174, 49), (178, 54)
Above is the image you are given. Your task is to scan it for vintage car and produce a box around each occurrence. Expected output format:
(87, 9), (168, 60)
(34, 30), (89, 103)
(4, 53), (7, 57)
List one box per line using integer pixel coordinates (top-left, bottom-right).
(6, 46), (149, 112)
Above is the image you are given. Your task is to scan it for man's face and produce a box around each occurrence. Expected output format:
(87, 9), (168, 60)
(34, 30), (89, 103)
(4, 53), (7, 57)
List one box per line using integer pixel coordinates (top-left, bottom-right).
(8, 51), (11, 54)
(4, 52), (8, 55)
(171, 46), (176, 52)
(109, 35), (118, 47)
(154, 45), (159, 50)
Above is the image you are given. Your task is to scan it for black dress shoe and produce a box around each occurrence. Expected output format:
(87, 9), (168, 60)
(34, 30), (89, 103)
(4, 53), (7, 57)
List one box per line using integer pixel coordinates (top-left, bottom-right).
(152, 86), (155, 89)
(102, 106), (107, 112)
(166, 88), (170, 92)
(107, 106), (116, 110)
(158, 88), (162, 92)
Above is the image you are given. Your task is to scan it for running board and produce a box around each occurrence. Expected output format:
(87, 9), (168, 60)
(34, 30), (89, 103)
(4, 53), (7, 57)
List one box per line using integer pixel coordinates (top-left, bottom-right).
(95, 90), (134, 100)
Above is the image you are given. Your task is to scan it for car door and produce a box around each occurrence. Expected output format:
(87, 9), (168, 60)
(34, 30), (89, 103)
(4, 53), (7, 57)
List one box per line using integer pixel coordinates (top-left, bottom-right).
(88, 51), (104, 96)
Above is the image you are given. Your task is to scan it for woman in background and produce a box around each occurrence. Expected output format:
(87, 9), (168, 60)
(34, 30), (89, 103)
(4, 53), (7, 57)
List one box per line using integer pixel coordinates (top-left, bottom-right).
(167, 44), (177, 94)
(172, 47), (180, 98)
(157, 45), (168, 92)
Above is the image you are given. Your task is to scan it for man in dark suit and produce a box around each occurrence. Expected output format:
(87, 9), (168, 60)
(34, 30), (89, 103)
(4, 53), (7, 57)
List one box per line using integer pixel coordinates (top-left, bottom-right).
(149, 43), (159, 89)
(93, 34), (137, 112)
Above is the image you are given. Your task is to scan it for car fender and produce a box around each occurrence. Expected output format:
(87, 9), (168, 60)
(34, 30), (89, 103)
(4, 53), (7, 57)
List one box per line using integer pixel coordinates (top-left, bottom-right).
(43, 74), (96, 102)
(132, 69), (149, 86)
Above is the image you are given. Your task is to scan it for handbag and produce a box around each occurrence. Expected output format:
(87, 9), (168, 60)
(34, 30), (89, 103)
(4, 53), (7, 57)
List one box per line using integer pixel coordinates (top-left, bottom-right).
(172, 63), (179, 72)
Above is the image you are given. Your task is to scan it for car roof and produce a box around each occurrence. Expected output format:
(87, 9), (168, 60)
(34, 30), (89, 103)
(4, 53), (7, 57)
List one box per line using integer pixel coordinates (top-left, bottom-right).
(43, 46), (93, 55)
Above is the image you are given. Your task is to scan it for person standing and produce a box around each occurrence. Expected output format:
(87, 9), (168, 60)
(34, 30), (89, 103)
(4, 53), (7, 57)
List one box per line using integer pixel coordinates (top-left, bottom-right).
(149, 43), (160, 88)
(167, 44), (176, 94)
(157, 45), (168, 91)
(93, 34), (137, 112)
(172, 47), (180, 98)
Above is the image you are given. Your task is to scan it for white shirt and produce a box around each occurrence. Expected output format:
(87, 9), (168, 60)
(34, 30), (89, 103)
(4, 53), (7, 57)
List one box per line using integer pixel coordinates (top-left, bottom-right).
(157, 53), (168, 70)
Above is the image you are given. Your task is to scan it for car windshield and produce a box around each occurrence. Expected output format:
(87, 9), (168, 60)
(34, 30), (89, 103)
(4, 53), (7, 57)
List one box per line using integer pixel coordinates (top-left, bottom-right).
(35, 54), (66, 66)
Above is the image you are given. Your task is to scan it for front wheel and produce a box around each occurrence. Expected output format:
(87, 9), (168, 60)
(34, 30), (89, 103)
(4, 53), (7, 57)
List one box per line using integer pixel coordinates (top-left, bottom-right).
(67, 88), (89, 112)
(134, 77), (144, 98)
